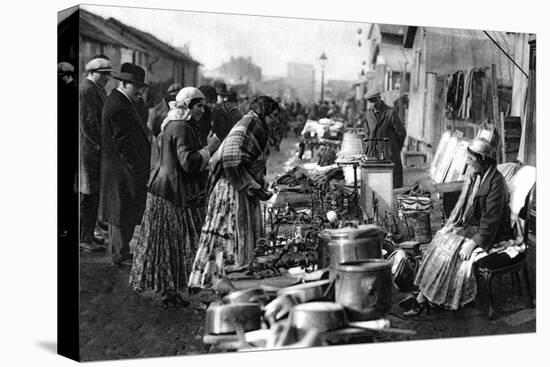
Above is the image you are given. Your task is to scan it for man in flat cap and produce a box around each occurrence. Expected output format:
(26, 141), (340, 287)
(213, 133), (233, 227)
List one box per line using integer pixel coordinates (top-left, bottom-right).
(363, 89), (407, 188)
(99, 63), (151, 268)
(79, 55), (114, 253)
(146, 83), (181, 137)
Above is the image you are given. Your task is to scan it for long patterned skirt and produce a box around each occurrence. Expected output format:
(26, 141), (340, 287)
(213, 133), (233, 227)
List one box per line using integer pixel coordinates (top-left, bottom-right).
(414, 231), (480, 310)
(188, 178), (263, 289)
(129, 193), (202, 294)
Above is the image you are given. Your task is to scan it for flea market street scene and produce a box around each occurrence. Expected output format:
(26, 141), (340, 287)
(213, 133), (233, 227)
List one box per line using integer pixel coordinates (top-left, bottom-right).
(58, 4), (536, 361)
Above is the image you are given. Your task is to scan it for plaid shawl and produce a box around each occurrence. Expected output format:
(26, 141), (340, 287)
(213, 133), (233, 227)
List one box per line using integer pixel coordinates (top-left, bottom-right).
(210, 111), (269, 192)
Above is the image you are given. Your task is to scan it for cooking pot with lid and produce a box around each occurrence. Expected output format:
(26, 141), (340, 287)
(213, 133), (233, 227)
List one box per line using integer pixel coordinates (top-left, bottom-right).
(325, 225), (383, 269)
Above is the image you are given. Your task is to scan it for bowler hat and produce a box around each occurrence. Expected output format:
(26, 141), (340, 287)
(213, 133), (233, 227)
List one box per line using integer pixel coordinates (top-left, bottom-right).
(113, 63), (148, 86)
(212, 80), (231, 95)
(365, 89), (382, 101)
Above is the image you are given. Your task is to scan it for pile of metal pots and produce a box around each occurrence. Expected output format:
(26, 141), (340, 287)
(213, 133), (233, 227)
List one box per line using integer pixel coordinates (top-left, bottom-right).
(203, 224), (395, 350)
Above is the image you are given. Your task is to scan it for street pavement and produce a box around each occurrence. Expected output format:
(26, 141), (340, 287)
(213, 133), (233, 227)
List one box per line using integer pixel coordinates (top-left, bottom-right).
(79, 135), (536, 361)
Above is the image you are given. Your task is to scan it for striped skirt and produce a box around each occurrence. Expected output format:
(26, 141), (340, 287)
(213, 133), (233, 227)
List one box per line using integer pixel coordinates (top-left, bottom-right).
(129, 193), (202, 294)
(188, 178), (263, 289)
(414, 231), (478, 310)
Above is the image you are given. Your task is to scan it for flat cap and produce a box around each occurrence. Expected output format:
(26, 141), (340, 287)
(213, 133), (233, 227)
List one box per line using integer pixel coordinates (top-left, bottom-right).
(364, 89), (381, 101)
(85, 57), (114, 73)
(57, 62), (74, 75)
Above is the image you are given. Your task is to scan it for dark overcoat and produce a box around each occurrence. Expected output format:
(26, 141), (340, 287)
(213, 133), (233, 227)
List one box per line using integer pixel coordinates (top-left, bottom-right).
(99, 89), (151, 226)
(79, 78), (106, 194)
(364, 102), (407, 188)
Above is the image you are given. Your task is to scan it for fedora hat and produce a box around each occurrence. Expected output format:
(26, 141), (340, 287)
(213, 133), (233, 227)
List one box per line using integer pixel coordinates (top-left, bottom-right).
(113, 63), (148, 86)
(467, 137), (496, 160)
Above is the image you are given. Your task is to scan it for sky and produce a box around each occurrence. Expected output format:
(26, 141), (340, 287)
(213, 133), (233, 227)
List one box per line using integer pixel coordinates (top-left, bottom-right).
(82, 4), (372, 81)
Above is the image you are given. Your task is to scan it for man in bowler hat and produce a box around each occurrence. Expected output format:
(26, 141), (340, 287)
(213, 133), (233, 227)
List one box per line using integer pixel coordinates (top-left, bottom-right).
(363, 89), (407, 188)
(99, 63), (151, 268)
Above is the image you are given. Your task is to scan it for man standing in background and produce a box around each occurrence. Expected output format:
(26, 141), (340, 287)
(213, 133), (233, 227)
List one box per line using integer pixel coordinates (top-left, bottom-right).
(79, 55), (114, 253)
(363, 89), (407, 188)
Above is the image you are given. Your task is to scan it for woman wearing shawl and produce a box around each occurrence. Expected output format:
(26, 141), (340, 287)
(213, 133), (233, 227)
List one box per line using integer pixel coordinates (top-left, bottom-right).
(188, 96), (280, 290)
(403, 138), (514, 316)
(129, 87), (221, 307)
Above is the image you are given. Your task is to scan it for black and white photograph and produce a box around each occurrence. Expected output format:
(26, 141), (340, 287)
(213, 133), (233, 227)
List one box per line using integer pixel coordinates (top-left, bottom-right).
(55, 0), (542, 362)
(5, 0), (547, 366)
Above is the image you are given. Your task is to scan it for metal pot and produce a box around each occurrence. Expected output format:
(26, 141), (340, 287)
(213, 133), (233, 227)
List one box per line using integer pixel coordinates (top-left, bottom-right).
(334, 259), (392, 321)
(289, 302), (348, 339)
(317, 230), (332, 269)
(222, 288), (270, 306)
(277, 279), (333, 303)
(205, 302), (263, 335)
(326, 225), (383, 269)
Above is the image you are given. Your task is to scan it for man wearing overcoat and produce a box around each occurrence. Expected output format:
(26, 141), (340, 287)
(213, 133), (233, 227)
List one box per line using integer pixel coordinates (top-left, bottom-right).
(363, 90), (407, 188)
(79, 55), (113, 252)
(99, 63), (151, 267)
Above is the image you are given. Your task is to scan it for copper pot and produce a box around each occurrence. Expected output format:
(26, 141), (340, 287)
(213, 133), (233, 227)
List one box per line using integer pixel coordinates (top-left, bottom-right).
(222, 288), (270, 306)
(334, 259), (393, 321)
(205, 302), (262, 335)
(326, 225), (383, 269)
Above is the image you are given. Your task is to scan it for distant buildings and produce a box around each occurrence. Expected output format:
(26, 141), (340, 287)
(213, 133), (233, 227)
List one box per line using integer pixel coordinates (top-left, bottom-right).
(286, 63), (315, 104)
(204, 56), (262, 85)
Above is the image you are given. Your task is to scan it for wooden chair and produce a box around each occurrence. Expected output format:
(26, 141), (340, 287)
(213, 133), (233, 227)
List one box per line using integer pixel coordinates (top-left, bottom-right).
(475, 183), (535, 320)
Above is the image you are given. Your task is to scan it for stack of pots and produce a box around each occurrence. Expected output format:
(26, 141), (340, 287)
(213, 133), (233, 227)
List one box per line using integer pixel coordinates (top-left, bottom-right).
(317, 225), (392, 321)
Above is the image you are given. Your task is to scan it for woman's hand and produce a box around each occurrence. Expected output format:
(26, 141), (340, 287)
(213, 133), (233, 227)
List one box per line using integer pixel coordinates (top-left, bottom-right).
(459, 239), (477, 261)
(206, 131), (220, 154)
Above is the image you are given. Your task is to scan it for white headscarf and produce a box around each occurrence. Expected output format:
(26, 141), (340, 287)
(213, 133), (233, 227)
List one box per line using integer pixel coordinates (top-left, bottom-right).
(160, 87), (205, 132)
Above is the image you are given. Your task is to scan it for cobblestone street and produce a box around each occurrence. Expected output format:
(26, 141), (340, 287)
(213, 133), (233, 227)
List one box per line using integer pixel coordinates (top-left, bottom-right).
(79, 136), (535, 361)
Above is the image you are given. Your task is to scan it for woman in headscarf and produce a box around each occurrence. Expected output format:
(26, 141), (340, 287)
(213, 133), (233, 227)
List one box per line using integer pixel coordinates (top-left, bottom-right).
(188, 96), (280, 290)
(402, 138), (515, 316)
(129, 87), (221, 307)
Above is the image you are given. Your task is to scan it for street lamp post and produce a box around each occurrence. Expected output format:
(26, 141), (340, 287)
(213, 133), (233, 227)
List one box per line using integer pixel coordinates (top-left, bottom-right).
(320, 52), (327, 102)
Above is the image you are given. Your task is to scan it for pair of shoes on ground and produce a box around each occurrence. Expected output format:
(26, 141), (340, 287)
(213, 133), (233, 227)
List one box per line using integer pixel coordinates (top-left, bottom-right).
(80, 241), (106, 253)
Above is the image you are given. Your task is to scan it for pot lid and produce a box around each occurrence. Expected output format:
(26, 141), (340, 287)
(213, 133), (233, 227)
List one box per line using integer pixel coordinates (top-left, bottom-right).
(336, 259), (392, 272)
(327, 224), (381, 240)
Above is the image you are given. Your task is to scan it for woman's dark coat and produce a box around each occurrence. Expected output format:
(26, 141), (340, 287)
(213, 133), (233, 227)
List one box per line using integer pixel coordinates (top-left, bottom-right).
(461, 166), (513, 251)
(148, 119), (207, 207)
(99, 89), (151, 226)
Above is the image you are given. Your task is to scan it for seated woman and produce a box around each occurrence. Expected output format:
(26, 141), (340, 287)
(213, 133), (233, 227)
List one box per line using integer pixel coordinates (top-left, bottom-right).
(403, 138), (514, 316)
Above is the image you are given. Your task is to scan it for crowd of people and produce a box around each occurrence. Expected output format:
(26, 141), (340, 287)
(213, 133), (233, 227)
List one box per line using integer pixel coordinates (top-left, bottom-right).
(59, 54), (520, 315)
(60, 56), (282, 306)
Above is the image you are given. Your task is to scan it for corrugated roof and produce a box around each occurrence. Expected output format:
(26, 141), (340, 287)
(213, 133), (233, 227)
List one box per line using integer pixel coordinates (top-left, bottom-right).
(106, 18), (201, 65)
(80, 10), (147, 53)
